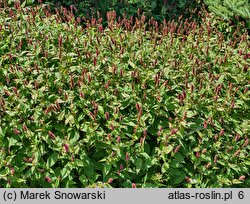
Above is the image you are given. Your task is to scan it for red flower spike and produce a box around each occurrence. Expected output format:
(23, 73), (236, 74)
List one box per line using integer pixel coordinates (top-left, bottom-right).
(105, 112), (109, 120)
(70, 75), (74, 89)
(203, 120), (207, 129)
(120, 68), (124, 77)
(140, 137), (145, 146)
(230, 100), (235, 108)
(133, 128), (137, 134)
(201, 148), (207, 154)
(206, 162), (211, 169)
(195, 152), (200, 158)
(48, 131), (56, 140)
(242, 138), (249, 147)
(22, 124), (28, 132)
(17, 40), (22, 50)
(233, 150), (240, 158)
(109, 124), (115, 131)
(55, 100), (61, 111)
(114, 107), (119, 115)
(171, 129), (178, 135)
(12, 87), (18, 95)
(235, 133), (241, 141)
(63, 143), (69, 153)
(13, 128), (20, 135)
(244, 86), (248, 93)
(10, 168), (15, 176)
(219, 129), (224, 136)
(64, 92), (68, 100)
(120, 164), (124, 170)
(136, 103), (140, 111)
(125, 152), (130, 161)
(207, 117), (212, 124)
(174, 145), (181, 153)
(214, 154), (218, 164)
(87, 73), (91, 83)
(58, 34), (63, 47)
(80, 92), (85, 99)
(111, 151), (115, 157)
(182, 90), (186, 99)
(117, 136), (121, 143)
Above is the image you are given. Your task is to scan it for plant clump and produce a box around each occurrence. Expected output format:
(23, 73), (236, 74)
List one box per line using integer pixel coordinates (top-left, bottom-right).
(0, 1), (249, 188)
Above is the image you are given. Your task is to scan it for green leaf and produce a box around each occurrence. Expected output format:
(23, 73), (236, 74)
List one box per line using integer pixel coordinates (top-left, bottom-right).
(47, 153), (58, 168)
(65, 115), (74, 125)
(98, 105), (104, 118)
(61, 164), (72, 180)
(169, 169), (186, 185)
(103, 163), (111, 178)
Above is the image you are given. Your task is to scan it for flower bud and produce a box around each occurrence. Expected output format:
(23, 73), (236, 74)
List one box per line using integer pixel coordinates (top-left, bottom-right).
(214, 134), (218, 141)
(105, 112), (109, 120)
(111, 151), (116, 157)
(230, 100), (235, 108)
(219, 129), (224, 136)
(10, 168), (15, 176)
(80, 92), (85, 99)
(214, 154), (218, 164)
(185, 176), (192, 183)
(117, 136), (121, 143)
(13, 128), (20, 135)
(206, 162), (211, 169)
(242, 138), (249, 147)
(201, 148), (207, 154)
(58, 34), (63, 47)
(195, 152), (200, 158)
(239, 175), (245, 181)
(45, 176), (51, 183)
(233, 150), (240, 158)
(174, 145), (181, 153)
(171, 129), (178, 135)
(235, 133), (241, 141)
(203, 120), (207, 129)
(120, 164), (124, 170)
(108, 178), (113, 184)
(22, 124), (28, 132)
(125, 152), (130, 161)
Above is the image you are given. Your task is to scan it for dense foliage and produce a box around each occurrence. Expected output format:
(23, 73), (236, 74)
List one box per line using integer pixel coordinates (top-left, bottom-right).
(49, 0), (203, 21)
(0, 2), (249, 187)
(2, 0), (204, 23)
(204, 0), (250, 29)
